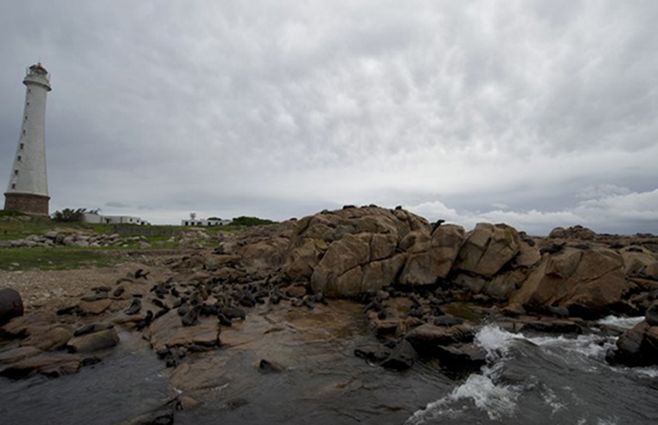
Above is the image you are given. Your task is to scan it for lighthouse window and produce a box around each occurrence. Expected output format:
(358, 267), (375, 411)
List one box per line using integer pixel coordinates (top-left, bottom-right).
(22, 129), (26, 135)
(20, 143), (24, 150)
(11, 184), (16, 189)
(14, 170), (19, 176)
(17, 155), (21, 161)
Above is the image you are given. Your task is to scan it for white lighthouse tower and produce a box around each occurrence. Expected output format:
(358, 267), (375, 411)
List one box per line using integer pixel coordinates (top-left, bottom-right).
(4, 63), (52, 216)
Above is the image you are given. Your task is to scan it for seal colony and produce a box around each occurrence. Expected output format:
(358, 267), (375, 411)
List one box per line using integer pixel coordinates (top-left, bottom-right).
(1, 206), (657, 422)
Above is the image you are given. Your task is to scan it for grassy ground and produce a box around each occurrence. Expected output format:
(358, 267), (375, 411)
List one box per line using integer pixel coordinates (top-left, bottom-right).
(0, 247), (118, 271)
(0, 211), (249, 271)
(0, 214), (111, 241)
(0, 213), (244, 242)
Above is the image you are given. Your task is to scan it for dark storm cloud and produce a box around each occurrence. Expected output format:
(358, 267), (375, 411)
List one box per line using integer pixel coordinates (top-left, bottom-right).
(1, 1), (656, 233)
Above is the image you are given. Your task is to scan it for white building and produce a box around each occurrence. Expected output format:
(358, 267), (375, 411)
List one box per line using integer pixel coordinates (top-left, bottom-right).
(4, 63), (52, 216)
(83, 212), (149, 225)
(181, 217), (231, 227)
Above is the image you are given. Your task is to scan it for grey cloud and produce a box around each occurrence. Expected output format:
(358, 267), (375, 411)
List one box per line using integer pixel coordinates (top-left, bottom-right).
(104, 201), (130, 209)
(0, 1), (656, 229)
(408, 188), (658, 235)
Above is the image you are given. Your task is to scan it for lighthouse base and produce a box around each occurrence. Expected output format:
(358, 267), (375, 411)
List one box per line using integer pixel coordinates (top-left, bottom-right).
(4, 193), (50, 216)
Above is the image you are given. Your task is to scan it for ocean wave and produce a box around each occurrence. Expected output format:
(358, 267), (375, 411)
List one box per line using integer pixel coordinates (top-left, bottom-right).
(597, 316), (644, 329)
(406, 325), (523, 424)
(404, 323), (657, 424)
(405, 372), (521, 424)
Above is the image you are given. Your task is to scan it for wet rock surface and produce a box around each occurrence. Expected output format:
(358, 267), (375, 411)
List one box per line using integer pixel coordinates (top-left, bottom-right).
(67, 327), (119, 353)
(0, 351), (81, 379)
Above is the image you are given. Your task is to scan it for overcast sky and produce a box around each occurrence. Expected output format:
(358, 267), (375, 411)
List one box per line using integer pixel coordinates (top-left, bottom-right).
(1, 1), (657, 234)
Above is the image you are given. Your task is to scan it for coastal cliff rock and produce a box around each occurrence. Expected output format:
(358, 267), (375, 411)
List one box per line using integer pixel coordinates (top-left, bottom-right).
(620, 246), (658, 279)
(283, 206), (433, 296)
(398, 224), (465, 285)
(127, 207), (656, 321)
(549, 225), (597, 240)
(510, 247), (635, 318)
(455, 223), (521, 278)
(282, 207), (531, 297)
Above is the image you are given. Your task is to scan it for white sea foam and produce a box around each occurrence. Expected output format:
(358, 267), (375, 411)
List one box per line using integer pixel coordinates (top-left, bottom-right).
(473, 324), (615, 361)
(475, 324), (521, 357)
(522, 334), (616, 361)
(406, 325), (522, 424)
(597, 315), (644, 329)
(632, 367), (658, 378)
(405, 372), (520, 424)
(451, 373), (519, 419)
(611, 365), (658, 378)
(405, 324), (648, 424)
(539, 386), (565, 415)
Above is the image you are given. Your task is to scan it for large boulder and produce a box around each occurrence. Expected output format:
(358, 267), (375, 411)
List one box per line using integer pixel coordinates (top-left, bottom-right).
(510, 247), (634, 318)
(360, 255), (407, 294)
(513, 239), (542, 268)
(619, 246), (658, 277)
(484, 269), (528, 300)
(608, 321), (658, 366)
(455, 223), (521, 278)
(399, 224), (465, 285)
(67, 328), (119, 353)
(285, 207), (429, 297)
(310, 233), (371, 296)
(0, 288), (24, 325)
(282, 238), (328, 281)
(548, 225), (596, 240)
(282, 207), (525, 296)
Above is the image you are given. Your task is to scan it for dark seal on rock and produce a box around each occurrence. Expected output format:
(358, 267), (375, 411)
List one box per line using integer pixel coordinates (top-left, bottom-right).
(258, 359), (284, 373)
(125, 298), (142, 315)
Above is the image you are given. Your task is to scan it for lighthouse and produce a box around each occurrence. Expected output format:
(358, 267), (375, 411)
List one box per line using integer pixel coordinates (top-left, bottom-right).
(4, 63), (52, 216)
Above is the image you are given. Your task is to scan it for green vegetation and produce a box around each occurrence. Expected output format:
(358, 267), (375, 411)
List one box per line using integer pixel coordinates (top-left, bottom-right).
(0, 215), (111, 241)
(0, 247), (118, 271)
(0, 210), (26, 217)
(51, 207), (98, 222)
(231, 216), (276, 226)
(0, 212), (274, 271)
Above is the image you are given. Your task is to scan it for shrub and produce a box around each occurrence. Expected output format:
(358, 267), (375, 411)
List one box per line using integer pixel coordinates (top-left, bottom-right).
(51, 208), (98, 223)
(231, 216), (275, 226)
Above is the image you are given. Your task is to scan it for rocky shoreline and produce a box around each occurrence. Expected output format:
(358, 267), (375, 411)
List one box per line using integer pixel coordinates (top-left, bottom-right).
(1, 206), (657, 423)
